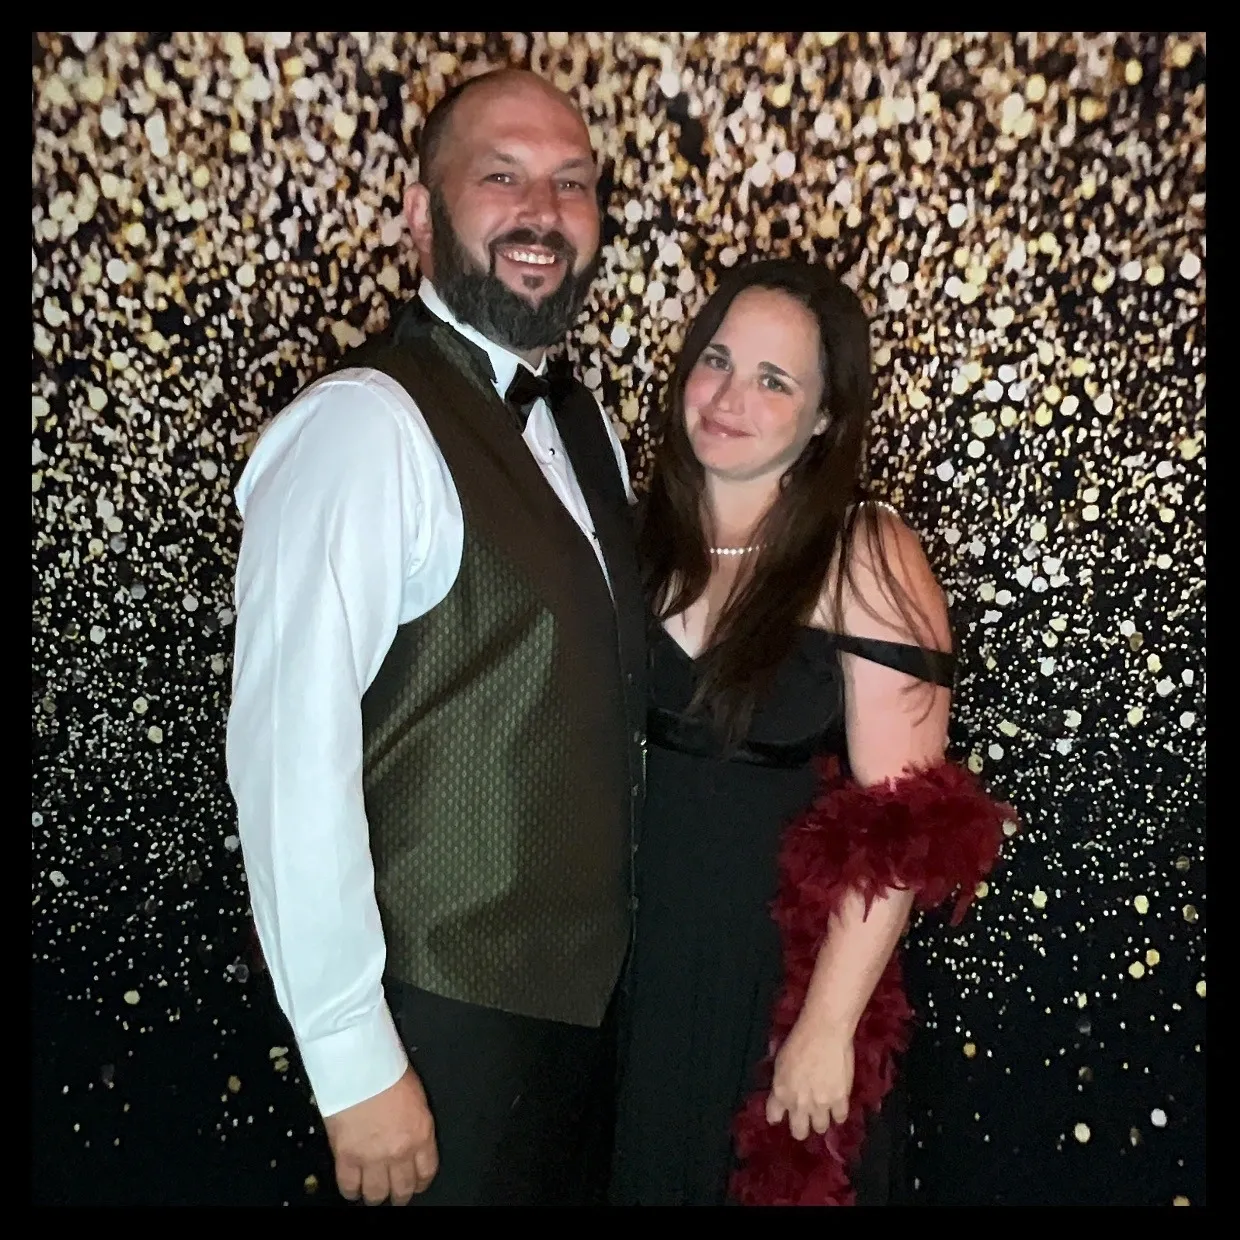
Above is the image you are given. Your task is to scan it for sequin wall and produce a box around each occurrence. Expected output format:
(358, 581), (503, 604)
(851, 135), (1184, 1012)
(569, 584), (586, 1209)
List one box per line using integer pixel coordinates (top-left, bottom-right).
(32, 32), (1205, 1207)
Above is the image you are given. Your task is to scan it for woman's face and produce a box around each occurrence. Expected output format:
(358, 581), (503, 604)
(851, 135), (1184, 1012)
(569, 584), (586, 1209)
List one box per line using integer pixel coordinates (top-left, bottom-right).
(682, 286), (827, 484)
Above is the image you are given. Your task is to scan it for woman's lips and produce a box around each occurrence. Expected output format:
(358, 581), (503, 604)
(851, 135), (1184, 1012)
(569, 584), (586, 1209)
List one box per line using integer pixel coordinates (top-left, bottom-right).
(698, 413), (750, 439)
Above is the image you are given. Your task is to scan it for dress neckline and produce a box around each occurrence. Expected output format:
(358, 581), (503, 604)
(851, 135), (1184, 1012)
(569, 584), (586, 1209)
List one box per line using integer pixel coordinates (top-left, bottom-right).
(658, 620), (835, 665)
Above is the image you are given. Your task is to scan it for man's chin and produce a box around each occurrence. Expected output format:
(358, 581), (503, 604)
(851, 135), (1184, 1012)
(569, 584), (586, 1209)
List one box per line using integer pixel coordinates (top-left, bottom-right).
(493, 266), (568, 303)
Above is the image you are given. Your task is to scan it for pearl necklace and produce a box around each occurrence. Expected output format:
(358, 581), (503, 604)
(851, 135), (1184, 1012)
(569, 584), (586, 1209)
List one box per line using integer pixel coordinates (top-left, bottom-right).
(709, 544), (763, 556)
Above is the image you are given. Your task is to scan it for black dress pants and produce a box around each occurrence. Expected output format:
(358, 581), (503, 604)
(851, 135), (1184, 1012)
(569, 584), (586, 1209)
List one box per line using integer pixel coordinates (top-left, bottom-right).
(385, 979), (617, 1206)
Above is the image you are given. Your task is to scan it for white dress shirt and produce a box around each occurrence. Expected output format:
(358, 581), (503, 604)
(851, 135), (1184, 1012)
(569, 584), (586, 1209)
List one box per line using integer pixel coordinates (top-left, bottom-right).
(226, 282), (634, 1118)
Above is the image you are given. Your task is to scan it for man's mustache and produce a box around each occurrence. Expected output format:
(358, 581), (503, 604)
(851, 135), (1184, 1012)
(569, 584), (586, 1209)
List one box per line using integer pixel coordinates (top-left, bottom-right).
(488, 229), (577, 267)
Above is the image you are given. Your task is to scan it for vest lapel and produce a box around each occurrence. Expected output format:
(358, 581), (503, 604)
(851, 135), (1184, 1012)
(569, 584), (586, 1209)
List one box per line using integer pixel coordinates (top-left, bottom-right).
(550, 380), (643, 609)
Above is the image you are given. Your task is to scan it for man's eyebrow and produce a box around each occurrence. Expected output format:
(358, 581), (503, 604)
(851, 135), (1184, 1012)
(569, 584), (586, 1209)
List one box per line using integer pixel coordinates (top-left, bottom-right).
(478, 150), (597, 175)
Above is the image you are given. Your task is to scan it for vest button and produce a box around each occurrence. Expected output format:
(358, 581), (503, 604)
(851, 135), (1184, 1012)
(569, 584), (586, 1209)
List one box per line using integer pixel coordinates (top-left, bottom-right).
(633, 729), (644, 745)
(631, 783), (640, 798)
(629, 896), (639, 912)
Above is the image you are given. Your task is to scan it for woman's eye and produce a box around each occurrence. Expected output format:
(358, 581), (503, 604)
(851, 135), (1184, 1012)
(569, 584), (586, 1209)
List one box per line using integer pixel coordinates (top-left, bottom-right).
(761, 375), (791, 393)
(703, 352), (729, 370)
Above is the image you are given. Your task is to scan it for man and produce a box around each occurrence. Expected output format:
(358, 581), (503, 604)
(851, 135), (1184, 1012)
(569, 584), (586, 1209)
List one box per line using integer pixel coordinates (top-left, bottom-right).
(226, 69), (646, 1207)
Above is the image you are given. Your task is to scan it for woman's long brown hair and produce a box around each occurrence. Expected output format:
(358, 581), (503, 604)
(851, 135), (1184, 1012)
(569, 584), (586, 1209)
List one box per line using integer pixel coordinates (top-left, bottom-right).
(639, 258), (938, 744)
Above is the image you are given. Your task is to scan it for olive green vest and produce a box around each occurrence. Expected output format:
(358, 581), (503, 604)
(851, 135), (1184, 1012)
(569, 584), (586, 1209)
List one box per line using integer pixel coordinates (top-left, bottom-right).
(344, 299), (647, 1027)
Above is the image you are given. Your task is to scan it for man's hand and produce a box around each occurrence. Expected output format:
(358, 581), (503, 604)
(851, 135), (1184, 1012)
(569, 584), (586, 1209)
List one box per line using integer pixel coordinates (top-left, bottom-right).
(322, 1067), (439, 1206)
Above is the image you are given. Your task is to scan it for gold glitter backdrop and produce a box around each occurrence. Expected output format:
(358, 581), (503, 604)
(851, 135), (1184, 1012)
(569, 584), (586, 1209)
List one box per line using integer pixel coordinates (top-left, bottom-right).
(32, 33), (1205, 1206)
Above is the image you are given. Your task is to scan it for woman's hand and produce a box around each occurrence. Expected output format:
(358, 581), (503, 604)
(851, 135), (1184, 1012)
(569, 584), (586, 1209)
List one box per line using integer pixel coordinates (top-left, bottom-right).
(765, 1019), (855, 1141)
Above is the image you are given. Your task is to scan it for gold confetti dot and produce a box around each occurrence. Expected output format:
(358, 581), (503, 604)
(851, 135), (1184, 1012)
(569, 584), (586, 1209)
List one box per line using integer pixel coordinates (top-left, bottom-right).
(1079, 97), (1106, 124)
(1127, 707), (1144, 725)
(1031, 888), (1048, 909)
(1195, 981), (1206, 999)
(1134, 895), (1149, 914)
(1172, 1197), (1190, 1207)
(227, 1075), (241, 1093)
(1182, 905), (1198, 924)
(975, 881), (989, 898)
(1073, 1123), (1090, 1143)
(963, 1042), (977, 1058)
(1146, 949), (1160, 967)
(304, 1174), (319, 1194)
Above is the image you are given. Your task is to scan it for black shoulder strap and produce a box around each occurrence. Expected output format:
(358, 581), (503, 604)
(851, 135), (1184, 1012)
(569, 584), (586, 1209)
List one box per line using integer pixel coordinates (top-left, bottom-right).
(831, 633), (956, 689)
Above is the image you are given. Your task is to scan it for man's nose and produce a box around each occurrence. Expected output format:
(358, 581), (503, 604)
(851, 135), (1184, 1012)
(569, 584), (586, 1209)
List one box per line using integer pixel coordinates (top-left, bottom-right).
(516, 178), (559, 231)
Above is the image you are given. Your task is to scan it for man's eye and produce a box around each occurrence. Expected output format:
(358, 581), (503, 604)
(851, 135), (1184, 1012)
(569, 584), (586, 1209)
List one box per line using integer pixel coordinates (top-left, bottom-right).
(485, 172), (514, 184)
(558, 179), (587, 192)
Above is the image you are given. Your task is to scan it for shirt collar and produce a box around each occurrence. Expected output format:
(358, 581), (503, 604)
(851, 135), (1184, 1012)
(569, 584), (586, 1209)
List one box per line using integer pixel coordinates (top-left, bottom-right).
(417, 280), (546, 399)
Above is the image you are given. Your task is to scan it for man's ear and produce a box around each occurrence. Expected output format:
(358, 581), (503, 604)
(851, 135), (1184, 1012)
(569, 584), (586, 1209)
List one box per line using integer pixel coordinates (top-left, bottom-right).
(404, 183), (432, 253)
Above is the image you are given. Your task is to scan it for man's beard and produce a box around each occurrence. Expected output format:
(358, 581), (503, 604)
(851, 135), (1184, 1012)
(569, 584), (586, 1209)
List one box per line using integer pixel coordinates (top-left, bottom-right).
(428, 187), (598, 352)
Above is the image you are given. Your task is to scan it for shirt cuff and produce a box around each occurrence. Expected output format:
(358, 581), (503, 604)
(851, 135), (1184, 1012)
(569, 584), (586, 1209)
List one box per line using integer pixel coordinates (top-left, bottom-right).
(297, 1001), (409, 1118)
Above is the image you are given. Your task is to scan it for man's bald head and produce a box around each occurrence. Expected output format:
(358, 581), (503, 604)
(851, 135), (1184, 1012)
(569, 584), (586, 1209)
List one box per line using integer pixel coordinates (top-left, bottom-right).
(417, 68), (590, 190)
(402, 67), (602, 359)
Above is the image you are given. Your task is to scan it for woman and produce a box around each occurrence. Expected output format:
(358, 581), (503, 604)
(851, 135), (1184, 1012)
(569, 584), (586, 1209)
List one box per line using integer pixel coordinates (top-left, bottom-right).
(610, 258), (1011, 1206)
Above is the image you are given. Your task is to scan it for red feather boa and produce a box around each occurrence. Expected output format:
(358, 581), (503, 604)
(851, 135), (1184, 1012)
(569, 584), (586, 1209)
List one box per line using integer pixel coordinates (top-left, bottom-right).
(729, 756), (1015, 1206)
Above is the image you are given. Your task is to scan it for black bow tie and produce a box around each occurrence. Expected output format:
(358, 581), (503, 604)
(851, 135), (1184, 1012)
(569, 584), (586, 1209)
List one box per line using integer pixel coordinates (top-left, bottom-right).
(394, 299), (555, 432)
(504, 366), (552, 431)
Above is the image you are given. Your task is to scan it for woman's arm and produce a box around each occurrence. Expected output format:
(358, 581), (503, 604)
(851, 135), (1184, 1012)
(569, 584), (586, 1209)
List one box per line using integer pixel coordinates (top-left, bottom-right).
(767, 509), (952, 1140)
